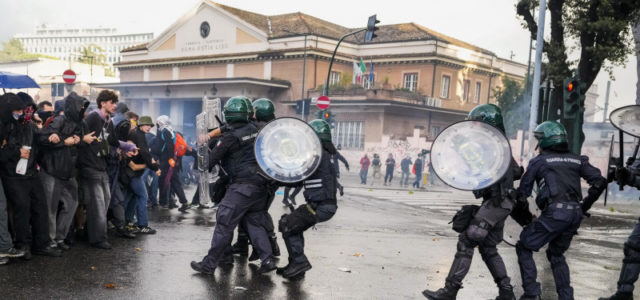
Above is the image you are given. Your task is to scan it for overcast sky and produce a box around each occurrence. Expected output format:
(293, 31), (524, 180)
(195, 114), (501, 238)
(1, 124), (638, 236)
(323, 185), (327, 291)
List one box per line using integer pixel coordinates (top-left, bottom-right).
(0, 0), (635, 118)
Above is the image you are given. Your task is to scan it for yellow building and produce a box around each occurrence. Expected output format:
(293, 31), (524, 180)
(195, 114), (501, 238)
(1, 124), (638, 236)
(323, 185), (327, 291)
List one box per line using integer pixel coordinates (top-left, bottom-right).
(97, 0), (526, 148)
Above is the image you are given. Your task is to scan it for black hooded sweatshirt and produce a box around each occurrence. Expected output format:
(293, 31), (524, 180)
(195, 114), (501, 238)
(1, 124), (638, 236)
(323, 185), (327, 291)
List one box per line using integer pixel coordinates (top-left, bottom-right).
(39, 92), (88, 180)
(0, 93), (41, 178)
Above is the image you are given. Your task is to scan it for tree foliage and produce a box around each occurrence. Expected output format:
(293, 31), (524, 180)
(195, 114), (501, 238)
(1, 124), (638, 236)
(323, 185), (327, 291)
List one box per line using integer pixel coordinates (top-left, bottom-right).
(0, 39), (55, 62)
(517, 0), (640, 152)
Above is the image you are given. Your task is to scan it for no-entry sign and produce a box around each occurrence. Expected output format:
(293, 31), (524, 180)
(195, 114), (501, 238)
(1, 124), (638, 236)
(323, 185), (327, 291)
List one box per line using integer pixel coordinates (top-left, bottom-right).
(62, 69), (76, 84)
(316, 95), (330, 109)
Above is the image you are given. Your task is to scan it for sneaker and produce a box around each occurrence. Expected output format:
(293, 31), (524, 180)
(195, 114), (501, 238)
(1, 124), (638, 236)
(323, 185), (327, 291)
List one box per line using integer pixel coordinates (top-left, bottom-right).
(289, 197), (297, 206)
(138, 226), (157, 234)
(0, 247), (25, 258)
(32, 246), (63, 257)
(91, 241), (113, 250)
(256, 259), (277, 274)
(125, 224), (140, 234)
(0, 257), (8, 265)
(178, 203), (190, 212)
(191, 261), (214, 275)
(116, 226), (136, 239)
(56, 242), (70, 251)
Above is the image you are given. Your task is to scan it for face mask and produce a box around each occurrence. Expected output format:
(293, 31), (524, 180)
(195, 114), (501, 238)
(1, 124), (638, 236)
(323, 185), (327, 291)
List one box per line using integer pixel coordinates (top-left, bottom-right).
(37, 111), (54, 122)
(12, 112), (22, 120)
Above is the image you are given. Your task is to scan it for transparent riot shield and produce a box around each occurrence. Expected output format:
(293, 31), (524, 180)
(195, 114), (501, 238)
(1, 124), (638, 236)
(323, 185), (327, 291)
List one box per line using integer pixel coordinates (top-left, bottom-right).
(196, 112), (211, 205)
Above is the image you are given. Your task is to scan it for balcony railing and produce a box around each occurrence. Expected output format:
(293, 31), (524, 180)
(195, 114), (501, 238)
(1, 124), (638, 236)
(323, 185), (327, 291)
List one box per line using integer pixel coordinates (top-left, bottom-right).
(307, 88), (441, 108)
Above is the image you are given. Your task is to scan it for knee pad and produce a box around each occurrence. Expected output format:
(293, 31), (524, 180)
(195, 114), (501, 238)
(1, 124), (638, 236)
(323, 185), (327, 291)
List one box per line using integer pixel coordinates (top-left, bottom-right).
(623, 242), (640, 264)
(466, 220), (490, 242)
(455, 237), (475, 258)
(278, 205), (317, 238)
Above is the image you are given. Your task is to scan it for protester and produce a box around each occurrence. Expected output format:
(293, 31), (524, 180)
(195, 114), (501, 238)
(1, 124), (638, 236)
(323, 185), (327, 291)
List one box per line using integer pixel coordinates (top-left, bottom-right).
(359, 154), (370, 184)
(400, 155), (412, 187)
(384, 153), (395, 186)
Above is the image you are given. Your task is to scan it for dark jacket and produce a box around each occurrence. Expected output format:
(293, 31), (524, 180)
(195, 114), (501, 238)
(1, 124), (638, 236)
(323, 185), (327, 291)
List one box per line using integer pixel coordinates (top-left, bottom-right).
(150, 127), (175, 169)
(128, 127), (159, 177)
(0, 94), (40, 178)
(517, 150), (606, 211)
(77, 109), (119, 172)
(209, 121), (264, 185)
(303, 142), (338, 205)
(401, 158), (412, 172)
(38, 93), (88, 180)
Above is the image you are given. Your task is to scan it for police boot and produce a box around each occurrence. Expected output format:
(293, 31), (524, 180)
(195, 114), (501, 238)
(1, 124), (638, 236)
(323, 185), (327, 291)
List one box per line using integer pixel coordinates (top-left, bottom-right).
(421, 282), (459, 300)
(269, 234), (281, 257)
(232, 235), (250, 256)
(598, 292), (633, 300)
(495, 286), (515, 300)
(282, 260), (312, 279)
(518, 296), (540, 300)
(598, 261), (640, 300)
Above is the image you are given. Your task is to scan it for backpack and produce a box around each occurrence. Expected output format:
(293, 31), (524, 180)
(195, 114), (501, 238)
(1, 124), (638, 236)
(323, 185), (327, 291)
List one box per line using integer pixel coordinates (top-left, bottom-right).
(174, 132), (187, 157)
(449, 205), (479, 233)
(114, 119), (131, 141)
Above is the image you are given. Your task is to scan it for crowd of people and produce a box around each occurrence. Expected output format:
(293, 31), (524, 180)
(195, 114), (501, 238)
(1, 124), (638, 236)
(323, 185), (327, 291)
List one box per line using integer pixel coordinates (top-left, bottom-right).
(359, 150), (434, 188)
(0, 89), (201, 264)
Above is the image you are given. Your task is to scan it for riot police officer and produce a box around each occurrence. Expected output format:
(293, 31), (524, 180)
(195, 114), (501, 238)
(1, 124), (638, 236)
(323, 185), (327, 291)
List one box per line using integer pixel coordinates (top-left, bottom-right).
(232, 98), (281, 260)
(276, 119), (338, 279)
(190, 96), (276, 275)
(515, 121), (606, 300)
(423, 104), (521, 300)
(600, 158), (640, 299)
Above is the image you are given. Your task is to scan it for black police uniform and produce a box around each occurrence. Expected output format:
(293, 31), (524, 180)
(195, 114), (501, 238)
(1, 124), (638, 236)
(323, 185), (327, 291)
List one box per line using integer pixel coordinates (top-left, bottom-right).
(278, 142), (338, 278)
(197, 121), (273, 271)
(516, 149), (605, 299)
(601, 160), (640, 298)
(428, 158), (522, 297)
(234, 119), (280, 259)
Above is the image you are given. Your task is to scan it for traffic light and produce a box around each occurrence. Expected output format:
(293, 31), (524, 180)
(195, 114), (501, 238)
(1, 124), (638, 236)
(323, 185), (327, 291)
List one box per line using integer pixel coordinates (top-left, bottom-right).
(365, 15), (380, 42)
(315, 109), (335, 128)
(563, 76), (583, 119)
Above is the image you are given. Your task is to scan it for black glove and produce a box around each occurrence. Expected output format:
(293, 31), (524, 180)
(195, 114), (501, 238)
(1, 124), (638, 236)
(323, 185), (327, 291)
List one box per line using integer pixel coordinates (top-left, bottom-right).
(616, 167), (634, 186)
(510, 200), (533, 227)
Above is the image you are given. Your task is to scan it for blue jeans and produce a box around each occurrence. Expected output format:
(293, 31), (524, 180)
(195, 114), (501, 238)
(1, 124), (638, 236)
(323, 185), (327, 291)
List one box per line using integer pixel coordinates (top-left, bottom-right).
(143, 168), (159, 206)
(125, 176), (150, 227)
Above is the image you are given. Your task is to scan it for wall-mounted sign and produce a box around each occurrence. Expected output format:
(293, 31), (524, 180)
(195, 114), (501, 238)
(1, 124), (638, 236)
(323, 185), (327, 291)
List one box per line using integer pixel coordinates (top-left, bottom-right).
(200, 21), (210, 39)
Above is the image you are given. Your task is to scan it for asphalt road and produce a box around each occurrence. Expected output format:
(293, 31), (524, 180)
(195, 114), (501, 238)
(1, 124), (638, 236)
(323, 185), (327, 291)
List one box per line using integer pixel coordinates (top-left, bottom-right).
(0, 177), (636, 299)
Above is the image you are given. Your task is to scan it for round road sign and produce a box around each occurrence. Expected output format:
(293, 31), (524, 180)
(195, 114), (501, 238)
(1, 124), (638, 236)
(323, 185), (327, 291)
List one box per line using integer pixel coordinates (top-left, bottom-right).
(317, 95), (330, 109)
(62, 69), (76, 84)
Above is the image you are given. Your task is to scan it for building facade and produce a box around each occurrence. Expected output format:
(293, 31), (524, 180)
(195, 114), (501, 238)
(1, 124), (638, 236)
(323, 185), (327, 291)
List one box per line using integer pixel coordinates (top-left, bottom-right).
(99, 0), (527, 144)
(14, 25), (153, 65)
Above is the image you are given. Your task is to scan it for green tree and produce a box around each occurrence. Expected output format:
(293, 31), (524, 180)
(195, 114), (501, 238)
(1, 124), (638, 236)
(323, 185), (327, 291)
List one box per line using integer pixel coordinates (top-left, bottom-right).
(494, 77), (528, 138)
(78, 43), (106, 65)
(517, 0), (640, 152)
(0, 39), (53, 62)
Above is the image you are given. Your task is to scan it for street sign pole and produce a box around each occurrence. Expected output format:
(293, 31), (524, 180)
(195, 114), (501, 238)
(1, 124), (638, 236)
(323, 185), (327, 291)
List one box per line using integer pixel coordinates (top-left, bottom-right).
(526, 0), (546, 159)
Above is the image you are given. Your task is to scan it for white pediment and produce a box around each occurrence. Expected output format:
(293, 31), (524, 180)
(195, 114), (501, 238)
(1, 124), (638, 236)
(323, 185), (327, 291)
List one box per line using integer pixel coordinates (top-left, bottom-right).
(130, 1), (268, 61)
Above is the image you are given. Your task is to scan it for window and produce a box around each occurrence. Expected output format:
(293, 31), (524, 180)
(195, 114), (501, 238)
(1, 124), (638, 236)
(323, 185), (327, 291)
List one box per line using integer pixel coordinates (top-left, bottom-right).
(403, 73), (418, 92)
(362, 74), (375, 89)
(440, 75), (451, 99)
(463, 80), (470, 102)
(430, 126), (441, 140)
(334, 121), (364, 150)
(474, 82), (482, 103)
(330, 71), (341, 85)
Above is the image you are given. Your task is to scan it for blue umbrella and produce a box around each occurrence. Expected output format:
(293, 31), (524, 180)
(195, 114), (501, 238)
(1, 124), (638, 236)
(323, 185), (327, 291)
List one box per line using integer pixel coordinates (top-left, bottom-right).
(0, 71), (40, 91)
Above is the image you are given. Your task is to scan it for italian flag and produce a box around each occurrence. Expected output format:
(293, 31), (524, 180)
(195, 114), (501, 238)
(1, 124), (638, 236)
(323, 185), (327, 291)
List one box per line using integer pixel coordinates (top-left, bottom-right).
(354, 58), (367, 84)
